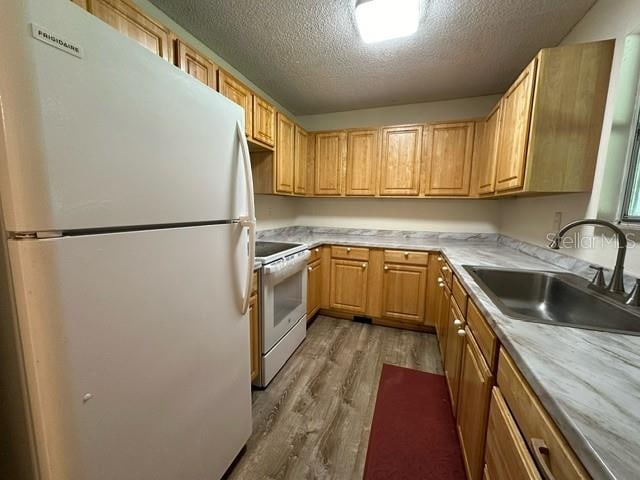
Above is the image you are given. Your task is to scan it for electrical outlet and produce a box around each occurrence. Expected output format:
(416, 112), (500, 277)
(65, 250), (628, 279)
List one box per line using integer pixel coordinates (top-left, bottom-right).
(553, 211), (563, 231)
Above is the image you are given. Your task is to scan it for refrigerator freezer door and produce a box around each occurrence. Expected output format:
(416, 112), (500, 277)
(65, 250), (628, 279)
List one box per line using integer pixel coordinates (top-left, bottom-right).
(8, 224), (252, 480)
(0, 0), (248, 233)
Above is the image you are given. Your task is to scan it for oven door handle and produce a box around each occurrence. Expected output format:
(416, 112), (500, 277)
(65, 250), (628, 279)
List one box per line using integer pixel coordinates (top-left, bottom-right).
(263, 250), (310, 281)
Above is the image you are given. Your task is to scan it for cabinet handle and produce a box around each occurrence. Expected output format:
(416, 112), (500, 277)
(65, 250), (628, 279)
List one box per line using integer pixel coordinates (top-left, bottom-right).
(404, 251), (409, 257)
(442, 266), (449, 272)
(315, 248), (319, 253)
(457, 329), (466, 337)
(308, 266), (312, 272)
(437, 277), (443, 282)
(438, 282), (445, 288)
(531, 438), (557, 480)
(437, 256), (443, 261)
(362, 263), (367, 269)
(347, 247), (352, 253)
(453, 319), (463, 327)
(384, 265), (389, 271)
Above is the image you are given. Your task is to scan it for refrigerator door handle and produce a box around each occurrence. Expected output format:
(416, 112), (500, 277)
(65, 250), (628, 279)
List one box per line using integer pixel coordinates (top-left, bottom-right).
(237, 121), (256, 314)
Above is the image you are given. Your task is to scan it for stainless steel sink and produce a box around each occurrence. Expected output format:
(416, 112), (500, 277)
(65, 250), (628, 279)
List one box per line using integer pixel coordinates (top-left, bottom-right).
(464, 266), (640, 336)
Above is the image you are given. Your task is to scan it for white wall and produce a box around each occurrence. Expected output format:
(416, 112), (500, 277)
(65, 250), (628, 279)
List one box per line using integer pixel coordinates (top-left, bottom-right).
(255, 196), (298, 230)
(297, 95), (501, 131)
(294, 197), (501, 233)
(498, 0), (640, 275)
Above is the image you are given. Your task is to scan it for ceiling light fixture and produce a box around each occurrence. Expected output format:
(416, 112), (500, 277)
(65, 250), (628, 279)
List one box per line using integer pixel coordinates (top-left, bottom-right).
(355, 0), (420, 44)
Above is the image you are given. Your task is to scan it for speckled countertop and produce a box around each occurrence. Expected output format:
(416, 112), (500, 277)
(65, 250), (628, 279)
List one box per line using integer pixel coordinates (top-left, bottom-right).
(257, 227), (640, 480)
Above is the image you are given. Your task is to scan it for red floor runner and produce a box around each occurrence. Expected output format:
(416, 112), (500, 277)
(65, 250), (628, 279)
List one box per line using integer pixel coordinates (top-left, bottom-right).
(363, 364), (466, 480)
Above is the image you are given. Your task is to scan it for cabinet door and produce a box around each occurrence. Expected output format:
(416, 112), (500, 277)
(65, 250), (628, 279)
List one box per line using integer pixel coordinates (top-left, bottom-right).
(294, 126), (309, 195)
(249, 294), (259, 382)
(424, 254), (441, 327)
(218, 70), (253, 138)
(495, 59), (537, 192)
(457, 329), (494, 480)
(253, 96), (276, 147)
(477, 103), (501, 195)
(346, 129), (379, 196)
(436, 282), (450, 359)
(275, 113), (295, 194)
(443, 299), (465, 412)
(381, 263), (428, 324)
(330, 259), (368, 313)
(424, 122), (475, 196)
(89, 0), (172, 61)
(314, 132), (346, 196)
(307, 259), (322, 318)
(379, 125), (423, 196)
(174, 39), (217, 90)
(484, 388), (542, 480)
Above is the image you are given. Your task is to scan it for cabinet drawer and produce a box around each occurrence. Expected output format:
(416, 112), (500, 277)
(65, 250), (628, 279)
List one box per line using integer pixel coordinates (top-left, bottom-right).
(251, 271), (258, 296)
(485, 387), (541, 480)
(331, 245), (370, 261)
(452, 275), (468, 316)
(308, 246), (322, 263)
(383, 249), (429, 266)
(497, 349), (589, 480)
(467, 301), (498, 372)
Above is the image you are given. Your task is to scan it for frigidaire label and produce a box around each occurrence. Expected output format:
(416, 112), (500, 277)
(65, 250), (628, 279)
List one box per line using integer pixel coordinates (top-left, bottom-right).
(31, 24), (83, 59)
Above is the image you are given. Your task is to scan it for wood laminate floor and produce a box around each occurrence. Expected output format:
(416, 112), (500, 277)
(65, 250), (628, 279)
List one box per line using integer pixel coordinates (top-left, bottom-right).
(227, 315), (443, 480)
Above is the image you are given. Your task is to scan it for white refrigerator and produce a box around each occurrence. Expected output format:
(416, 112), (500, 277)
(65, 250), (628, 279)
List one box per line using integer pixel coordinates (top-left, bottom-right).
(0, 1), (256, 479)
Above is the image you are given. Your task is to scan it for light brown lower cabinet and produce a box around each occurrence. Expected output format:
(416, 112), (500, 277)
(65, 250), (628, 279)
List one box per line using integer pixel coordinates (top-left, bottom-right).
(484, 387), (542, 479)
(436, 281), (451, 356)
(249, 293), (259, 382)
(381, 263), (428, 324)
(306, 259), (322, 318)
(443, 296), (465, 412)
(457, 327), (494, 480)
(329, 258), (369, 313)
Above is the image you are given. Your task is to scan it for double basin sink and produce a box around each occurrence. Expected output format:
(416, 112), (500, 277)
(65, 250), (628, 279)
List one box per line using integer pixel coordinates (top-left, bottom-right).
(464, 266), (640, 336)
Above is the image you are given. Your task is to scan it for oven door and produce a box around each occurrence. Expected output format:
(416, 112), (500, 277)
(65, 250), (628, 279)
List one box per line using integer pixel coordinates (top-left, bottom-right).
(262, 251), (309, 353)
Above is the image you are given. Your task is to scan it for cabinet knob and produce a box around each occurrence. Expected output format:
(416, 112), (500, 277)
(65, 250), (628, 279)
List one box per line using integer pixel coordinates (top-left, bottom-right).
(437, 277), (443, 282)
(347, 247), (352, 252)
(308, 266), (312, 272)
(453, 319), (463, 327)
(315, 248), (319, 253)
(384, 265), (389, 271)
(438, 256), (443, 261)
(442, 266), (449, 272)
(362, 263), (367, 269)
(404, 251), (409, 257)
(457, 329), (466, 337)
(438, 282), (445, 288)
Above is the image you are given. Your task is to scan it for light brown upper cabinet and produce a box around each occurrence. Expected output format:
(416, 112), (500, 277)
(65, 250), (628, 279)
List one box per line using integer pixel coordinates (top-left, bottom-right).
(314, 131), (347, 196)
(218, 70), (253, 138)
(88, 0), (172, 61)
(275, 113), (295, 194)
(294, 126), (309, 195)
(253, 95), (276, 148)
(346, 129), (380, 196)
(476, 103), (501, 195)
(494, 59), (537, 192)
(494, 39), (614, 194)
(174, 39), (217, 90)
(423, 121), (475, 196)
(379, 125), (423, 196)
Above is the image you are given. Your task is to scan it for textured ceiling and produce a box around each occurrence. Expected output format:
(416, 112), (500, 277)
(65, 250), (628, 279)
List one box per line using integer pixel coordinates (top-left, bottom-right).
(148, 0), (596, 115)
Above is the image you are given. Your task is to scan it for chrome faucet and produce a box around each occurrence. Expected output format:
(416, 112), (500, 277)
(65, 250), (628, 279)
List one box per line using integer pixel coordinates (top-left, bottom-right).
(548, 219), (627, 295)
